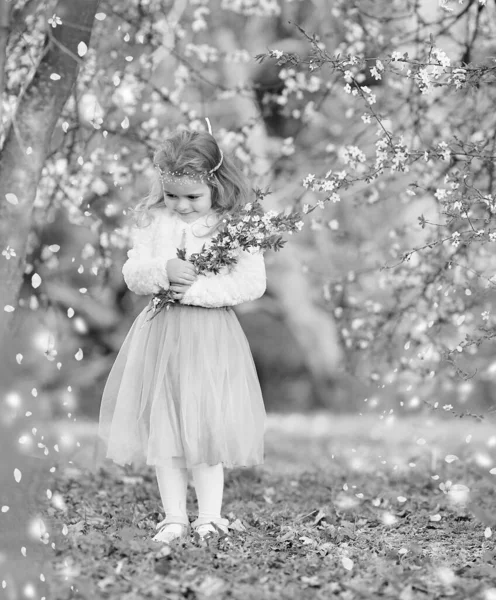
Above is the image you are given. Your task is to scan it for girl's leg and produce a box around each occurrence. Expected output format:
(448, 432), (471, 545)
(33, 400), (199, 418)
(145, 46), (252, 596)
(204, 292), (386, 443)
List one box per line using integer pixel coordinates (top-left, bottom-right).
(191, 463), (226, 524)
(155, 464), (189, 526)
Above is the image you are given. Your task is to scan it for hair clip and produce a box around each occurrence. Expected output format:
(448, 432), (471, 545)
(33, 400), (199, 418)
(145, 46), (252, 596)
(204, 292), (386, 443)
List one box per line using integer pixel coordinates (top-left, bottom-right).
(208, 149), (223, 174)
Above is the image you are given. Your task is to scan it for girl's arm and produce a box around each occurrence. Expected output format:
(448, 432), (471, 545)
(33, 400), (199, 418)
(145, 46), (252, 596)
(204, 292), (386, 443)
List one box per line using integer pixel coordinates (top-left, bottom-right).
(121, 223), (170, 295)
(180, 248), (266, 307)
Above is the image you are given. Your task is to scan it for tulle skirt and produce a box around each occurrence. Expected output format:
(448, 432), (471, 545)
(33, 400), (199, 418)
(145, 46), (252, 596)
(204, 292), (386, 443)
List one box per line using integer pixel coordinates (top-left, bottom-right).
(98, 302), (266, 470)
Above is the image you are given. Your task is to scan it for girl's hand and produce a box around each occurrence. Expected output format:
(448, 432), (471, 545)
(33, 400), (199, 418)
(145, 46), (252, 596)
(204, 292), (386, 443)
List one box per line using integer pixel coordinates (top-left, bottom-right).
(167, 258), (198, 285)
(169, 282), (193, 301)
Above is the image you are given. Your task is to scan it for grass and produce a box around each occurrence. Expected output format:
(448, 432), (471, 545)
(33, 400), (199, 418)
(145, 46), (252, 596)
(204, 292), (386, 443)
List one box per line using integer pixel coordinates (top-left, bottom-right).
(38, 411), (496, 599)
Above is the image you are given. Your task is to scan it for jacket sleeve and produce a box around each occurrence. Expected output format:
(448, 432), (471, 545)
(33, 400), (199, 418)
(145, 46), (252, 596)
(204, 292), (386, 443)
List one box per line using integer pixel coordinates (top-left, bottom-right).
(180, 248), (266, 308)
(121, 222), (170, 296)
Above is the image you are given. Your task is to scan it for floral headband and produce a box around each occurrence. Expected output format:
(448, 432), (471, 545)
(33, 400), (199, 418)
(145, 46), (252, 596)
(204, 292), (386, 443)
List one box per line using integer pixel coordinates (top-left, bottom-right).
(154, 118), (224, 186)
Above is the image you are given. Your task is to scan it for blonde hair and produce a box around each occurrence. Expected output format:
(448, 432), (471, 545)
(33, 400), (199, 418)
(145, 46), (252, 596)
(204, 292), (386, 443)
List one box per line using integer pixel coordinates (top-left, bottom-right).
(131, 129), (251, 238)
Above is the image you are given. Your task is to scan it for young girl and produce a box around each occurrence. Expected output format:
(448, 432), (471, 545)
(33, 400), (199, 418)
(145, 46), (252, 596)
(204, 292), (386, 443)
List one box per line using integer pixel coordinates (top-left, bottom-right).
(98, 127), (267, 543)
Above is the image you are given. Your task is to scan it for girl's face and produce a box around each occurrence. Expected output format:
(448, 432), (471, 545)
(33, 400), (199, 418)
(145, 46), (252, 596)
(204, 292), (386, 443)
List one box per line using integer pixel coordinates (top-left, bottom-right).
(162, 177), (213, 223)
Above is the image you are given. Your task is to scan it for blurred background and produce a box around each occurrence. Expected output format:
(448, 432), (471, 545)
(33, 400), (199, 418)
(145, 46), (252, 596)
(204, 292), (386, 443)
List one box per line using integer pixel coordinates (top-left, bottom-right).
(2, 0), (496, 594)
(3, 0), (496, 421)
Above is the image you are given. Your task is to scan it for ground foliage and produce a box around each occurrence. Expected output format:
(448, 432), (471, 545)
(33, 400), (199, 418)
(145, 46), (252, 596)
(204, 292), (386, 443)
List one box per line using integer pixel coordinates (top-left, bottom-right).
(39, 413), (496, 600)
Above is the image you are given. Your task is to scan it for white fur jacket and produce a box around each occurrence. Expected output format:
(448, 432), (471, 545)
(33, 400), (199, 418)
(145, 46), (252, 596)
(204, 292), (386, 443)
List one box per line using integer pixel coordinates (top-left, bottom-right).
(121, 207), (267, 308)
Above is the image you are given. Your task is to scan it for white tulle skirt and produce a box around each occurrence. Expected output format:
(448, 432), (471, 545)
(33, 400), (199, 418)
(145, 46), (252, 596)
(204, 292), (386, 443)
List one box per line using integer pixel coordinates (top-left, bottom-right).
(98, 303), (266, 470)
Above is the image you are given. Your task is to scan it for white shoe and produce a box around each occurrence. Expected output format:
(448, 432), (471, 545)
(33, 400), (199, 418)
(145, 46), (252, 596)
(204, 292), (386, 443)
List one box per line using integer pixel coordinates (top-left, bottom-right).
(192, 517), (229, 540)
(152, 520), (189, 543)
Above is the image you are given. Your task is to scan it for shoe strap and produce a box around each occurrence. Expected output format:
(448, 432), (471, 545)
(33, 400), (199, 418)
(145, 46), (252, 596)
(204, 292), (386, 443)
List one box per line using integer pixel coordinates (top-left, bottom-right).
(156, 516), (190, 529)
(192, 516), (229, 529)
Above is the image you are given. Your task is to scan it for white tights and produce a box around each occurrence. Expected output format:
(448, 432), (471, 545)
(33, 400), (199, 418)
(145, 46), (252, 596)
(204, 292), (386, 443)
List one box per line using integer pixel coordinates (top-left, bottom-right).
(155, 463), (224, 526)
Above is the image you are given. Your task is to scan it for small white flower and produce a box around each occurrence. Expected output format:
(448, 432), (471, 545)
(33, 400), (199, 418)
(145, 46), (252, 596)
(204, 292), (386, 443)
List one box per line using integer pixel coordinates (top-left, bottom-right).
(343, 70), (353, 83)
(302, 174), (316, 189)
(48, 14), (62, 28)
(322, 179), (336, 192)
(370, 67), (382, 81)
(2, 246), (16, 260)
(432, 47), (451, 69)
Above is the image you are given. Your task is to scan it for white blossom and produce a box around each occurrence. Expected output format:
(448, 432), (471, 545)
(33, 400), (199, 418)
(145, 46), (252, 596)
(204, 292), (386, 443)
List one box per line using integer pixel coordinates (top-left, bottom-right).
(370, 67), (382, 81)
(2, 246), (16, 260)
(48, 14), (62, 28)
(302, 174), (316, 189)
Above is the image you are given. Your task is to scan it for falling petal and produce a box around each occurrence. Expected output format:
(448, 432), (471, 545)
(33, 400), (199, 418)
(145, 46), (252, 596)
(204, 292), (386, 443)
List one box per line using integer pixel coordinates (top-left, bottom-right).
(430, 514), (442, 521)
(445, 455), (458, 463)
(14, 469), (22, 483)
(475, 453), (492, 468)
(485, 527), (492, 538)
(341, 557), (354, 571)
(78, 42), (88, 57)
(435, 566), (455, 585)
(448, 484), (470, 504)
(75, 348), (83, 361)
(382, 512), (397, 525)
(31, 273), (42, 289)
(6, 193), (18, 205)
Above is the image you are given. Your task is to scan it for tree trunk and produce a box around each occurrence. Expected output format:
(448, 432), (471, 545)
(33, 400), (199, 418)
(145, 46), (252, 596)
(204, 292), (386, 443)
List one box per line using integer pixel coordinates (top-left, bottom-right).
(213, 27), (343, 409)
(0, 0), (100, 341)
(0, 0), (10, 129)
(0, 2), (99, 595)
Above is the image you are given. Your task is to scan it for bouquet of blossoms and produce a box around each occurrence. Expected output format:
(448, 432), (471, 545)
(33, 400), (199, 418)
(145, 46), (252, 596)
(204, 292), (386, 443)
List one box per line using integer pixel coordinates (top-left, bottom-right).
(146, 189), (304, 320)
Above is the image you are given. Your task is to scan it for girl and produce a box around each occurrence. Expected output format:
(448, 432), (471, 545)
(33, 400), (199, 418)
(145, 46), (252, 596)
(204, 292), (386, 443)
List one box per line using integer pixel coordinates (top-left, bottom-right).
(98, 127), (267, 543)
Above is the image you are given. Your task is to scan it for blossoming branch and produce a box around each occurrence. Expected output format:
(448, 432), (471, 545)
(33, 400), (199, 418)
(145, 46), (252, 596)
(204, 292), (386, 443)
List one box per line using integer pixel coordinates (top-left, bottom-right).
(147, 191), (304, 319)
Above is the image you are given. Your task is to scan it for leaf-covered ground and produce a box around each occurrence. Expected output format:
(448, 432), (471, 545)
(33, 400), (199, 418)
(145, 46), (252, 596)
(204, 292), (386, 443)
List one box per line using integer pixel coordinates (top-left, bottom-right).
(41, 412), (496, 599)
